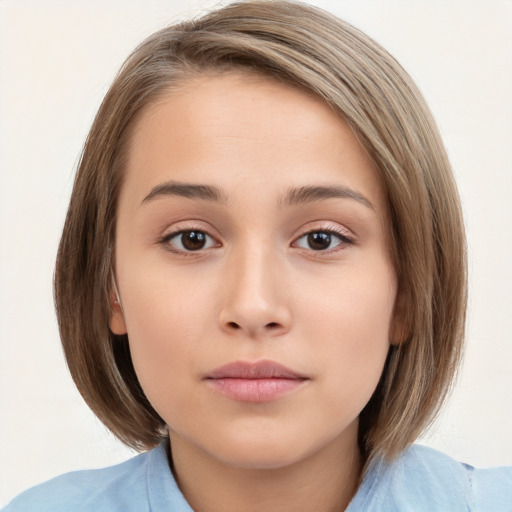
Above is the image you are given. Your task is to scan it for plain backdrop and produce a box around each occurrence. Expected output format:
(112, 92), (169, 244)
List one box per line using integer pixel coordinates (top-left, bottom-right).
(1, 0), (511, 506)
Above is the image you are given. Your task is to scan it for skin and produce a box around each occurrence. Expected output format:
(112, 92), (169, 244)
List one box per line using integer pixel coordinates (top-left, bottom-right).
(111, 73), (401, 512)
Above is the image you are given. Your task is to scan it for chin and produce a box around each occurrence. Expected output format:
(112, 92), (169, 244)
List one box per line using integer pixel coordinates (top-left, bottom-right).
(204, 430), (326, 472)
(218, 447), (308, 471)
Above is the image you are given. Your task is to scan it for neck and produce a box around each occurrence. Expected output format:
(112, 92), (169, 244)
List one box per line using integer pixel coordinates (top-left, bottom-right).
(168, 425), (362, 512)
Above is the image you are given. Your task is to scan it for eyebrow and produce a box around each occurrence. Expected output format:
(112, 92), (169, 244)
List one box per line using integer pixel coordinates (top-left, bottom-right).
(142, 181), (228, 204)
(282, 185), (374, 210)
(141, 180), (374, 210)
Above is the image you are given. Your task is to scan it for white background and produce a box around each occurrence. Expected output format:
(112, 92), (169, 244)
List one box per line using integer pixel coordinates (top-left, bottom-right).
(1, 0), (511, 506)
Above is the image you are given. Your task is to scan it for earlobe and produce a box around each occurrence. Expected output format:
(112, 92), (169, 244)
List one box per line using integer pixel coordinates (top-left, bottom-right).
(389, 290), (408, 346)
(109, 291), (127, 335)
(389, 321), (408, 346)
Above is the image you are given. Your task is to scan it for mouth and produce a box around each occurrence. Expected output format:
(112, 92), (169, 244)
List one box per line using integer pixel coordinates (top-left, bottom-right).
(204, 360), (309, 402)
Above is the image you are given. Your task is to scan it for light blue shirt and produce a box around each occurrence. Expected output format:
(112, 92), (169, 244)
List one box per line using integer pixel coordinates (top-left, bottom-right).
(3, 443), (512, 511)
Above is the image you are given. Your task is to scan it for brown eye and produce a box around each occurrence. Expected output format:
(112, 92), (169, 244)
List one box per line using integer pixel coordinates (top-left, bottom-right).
(307, 232), (332, 250)
(294, 230), (351, 252)
(163, 229), (216, 253)
(181, 231), (207, 251)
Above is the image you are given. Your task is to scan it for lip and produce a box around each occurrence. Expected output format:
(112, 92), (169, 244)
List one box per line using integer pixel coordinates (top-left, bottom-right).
(204, 360), (309, 402)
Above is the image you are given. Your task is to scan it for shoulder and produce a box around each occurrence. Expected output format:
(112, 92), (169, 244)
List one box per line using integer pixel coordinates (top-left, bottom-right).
(3, 448), (155, 512)
(400, 445), (512, 510)
(349, 444), (512, 512)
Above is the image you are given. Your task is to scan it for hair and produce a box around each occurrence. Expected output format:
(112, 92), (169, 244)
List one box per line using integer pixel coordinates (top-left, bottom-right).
(54, 0), (467, 466)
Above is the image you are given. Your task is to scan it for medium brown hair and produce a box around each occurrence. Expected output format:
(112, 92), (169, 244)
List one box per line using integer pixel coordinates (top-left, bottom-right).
(54, 0), (467, 463)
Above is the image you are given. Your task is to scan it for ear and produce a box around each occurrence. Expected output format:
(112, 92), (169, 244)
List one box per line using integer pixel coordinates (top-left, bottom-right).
(389, 288), (408, 346)
(109, 290), (127, 335)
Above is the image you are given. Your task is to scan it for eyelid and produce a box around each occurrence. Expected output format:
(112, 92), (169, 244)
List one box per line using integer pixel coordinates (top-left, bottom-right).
(159, 219), (219, 240)
(294, 220), (354, 239)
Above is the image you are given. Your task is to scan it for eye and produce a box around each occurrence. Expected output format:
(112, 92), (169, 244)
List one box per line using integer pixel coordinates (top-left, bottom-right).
(162, 229), (217, 253)
(294, 230), (352, 251)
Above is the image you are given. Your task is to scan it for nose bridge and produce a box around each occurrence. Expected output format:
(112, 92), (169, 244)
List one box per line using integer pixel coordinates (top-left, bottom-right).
(219, 237), (290, 337)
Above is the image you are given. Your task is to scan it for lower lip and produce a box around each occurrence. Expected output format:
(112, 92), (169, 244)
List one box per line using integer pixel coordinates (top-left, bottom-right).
(206, 378), (307, 402)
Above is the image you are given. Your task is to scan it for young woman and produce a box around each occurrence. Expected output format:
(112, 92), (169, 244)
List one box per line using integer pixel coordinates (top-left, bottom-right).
(4, 1), (511, 510)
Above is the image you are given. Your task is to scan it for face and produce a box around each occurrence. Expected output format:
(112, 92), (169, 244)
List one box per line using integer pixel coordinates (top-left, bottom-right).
(112, 73), (400, 470)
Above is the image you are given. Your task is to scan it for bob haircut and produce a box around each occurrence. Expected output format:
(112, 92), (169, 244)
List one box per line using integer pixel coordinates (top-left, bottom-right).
(54, 0), (466, 464)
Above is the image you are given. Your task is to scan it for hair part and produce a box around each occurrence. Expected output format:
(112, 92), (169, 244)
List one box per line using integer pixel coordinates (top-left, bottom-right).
(54, 0), (467, 464)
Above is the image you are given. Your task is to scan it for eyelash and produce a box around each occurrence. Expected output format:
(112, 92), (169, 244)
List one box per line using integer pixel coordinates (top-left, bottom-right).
(293, 227), (354, 254)
(158, 226), (354, 256)
(159, 229), (219, 255)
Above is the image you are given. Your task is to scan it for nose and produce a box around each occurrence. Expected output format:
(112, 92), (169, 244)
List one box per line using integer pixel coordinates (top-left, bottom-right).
(218, 243), (292, 339)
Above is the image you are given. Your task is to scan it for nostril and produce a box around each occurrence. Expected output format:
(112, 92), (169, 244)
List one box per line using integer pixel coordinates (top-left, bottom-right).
(227, 321), (240, 329)
(267, 322), (279, 329)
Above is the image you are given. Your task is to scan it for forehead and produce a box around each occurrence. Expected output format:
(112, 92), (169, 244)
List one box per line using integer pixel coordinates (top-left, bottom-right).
(121, 72), (387, 215)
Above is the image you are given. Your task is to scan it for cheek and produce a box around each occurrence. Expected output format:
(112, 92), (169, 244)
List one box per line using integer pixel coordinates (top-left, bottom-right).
(299, 264), (396, 394)
(300, 260), (396, 338)
(119, 270), (216, 407)
(120, 258), (215, 341)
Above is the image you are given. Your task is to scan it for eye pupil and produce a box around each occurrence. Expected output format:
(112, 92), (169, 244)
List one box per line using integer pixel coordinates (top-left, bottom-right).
(307, 232), (331, 250)
(181, 231), (206, 251)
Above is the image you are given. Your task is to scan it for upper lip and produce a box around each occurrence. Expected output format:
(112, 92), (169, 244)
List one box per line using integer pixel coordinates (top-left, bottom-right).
(205, 360), (308, 380)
